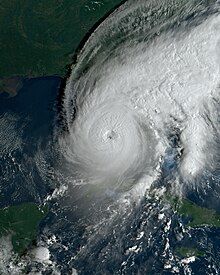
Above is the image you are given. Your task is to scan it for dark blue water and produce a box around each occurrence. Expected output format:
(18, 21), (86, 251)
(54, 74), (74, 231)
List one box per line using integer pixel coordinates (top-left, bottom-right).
(1, 76), (220, 275)
(0, 76), (61, 206)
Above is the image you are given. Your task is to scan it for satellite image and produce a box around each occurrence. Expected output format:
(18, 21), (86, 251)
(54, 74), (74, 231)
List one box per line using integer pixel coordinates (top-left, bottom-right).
(1, 0), (220, 274)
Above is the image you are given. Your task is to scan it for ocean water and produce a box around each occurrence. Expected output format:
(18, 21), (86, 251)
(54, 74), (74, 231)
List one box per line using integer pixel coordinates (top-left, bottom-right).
(0, 77), (61, 206)
(1, 0), (220, 274)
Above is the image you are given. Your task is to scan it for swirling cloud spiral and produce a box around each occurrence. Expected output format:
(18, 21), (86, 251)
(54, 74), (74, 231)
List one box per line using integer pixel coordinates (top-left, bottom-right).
(59, 0), (220, 193)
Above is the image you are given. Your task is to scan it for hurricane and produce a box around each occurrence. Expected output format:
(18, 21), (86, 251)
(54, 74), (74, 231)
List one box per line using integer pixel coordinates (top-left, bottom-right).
(59, 0), (219, 194)
(37, 0), (220, 273)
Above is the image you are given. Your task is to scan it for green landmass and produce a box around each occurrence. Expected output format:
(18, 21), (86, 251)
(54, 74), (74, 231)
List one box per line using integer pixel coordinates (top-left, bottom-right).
(0, 0), (124, 78)
(0, 203), (48, 255)
(175, 246), (205, 258)
(167, 195), (220, 228)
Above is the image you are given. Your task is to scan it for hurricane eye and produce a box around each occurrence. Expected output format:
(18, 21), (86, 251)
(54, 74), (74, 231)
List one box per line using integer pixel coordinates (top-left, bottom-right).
(104, 130), (118, 141)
